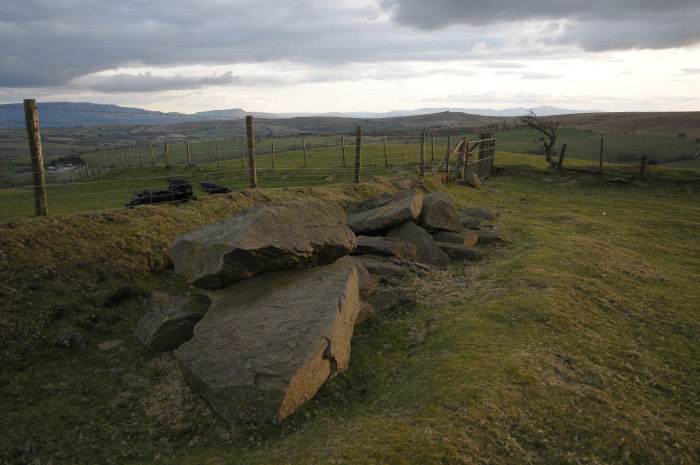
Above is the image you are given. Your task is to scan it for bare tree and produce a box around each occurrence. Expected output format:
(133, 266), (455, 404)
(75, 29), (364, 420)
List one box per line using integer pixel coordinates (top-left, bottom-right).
(521, 110), (560, 168)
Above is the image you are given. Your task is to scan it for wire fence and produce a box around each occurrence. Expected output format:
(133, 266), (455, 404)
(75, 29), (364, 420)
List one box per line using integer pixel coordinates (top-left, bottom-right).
(0, 102), (496, 221)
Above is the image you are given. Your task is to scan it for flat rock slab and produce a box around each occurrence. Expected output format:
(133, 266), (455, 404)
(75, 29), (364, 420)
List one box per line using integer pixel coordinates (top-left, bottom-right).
(355, 235), (418, 259)
(436, 242), (485, 261)
(356, 301), (374, 324)
(366, 289), (417, 313)
(175, 259), (360, 424)
(432, 230), (478, 247)
(169, 200), (356, 289)
(387, 222), (451, 267)
(346, 192), (423, 234)
(336, 256), (377, 299)
(134, 292), (210, 352)
(356, 256), (410, 279)
(419, 192), (462, 232)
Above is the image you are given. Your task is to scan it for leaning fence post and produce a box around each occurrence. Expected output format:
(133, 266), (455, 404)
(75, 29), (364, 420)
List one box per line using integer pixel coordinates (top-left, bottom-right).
(139, 148), (144, 166)
(23, 99), (48, 216)
(271, 141), (275, 169)
(128, 148), (132, 167)
(303, 139), (308, 167)
(246, 115), (257, 188)
(462, 138), (470, 179)
(599, 137), (604, 173)
(445, 132), (452, 174)
(149, 146), (155, 167)
(640, 155), (647, 180)
(354, 126), (362, 183)
(341, 136), (346, 166)
(240, 139), (246, 168)
(216, 143), (221, 167)
(557, 143), (568, 170)
(186, 143), (192, 166)
(431, 131), (435, 161)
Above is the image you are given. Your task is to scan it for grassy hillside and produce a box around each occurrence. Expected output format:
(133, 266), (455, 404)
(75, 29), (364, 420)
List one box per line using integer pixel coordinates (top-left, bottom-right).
(1, 153), (698, 464)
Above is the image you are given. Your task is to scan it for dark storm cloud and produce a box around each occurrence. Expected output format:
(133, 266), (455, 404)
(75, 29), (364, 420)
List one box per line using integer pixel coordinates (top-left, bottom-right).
(384, 0), (700, 51)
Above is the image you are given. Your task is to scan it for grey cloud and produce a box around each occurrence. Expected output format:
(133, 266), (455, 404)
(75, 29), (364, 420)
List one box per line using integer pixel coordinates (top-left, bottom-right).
(384, 0), (700, 51)
(681, 68), (700, 74)
(520, 72), (562, 80)
(80, 71), (238, 93)
(481, 62), (527, 69)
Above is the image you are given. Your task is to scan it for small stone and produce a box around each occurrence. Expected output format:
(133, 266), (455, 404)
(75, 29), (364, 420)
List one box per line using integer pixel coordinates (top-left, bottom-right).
(386, 222), (451, 267)
(435, 242), (485, 261)
(476, 230), (509, 245)
(467, 206), (498, 220)
(461, 217), (482, 230)
(336, 256), (378, 299)
(356, 256), (409, 279)
(56, 331), (85, 348)
(465, 172), (482, 188)
(115, 391), (133, 400)
(356, 301), (374, 324)
(98, 340), (122, 352)
(419, 192), (462, 232)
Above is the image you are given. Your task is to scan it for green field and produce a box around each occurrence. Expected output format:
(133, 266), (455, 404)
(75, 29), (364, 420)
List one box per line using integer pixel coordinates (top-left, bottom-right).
(1, 152), (698, 464)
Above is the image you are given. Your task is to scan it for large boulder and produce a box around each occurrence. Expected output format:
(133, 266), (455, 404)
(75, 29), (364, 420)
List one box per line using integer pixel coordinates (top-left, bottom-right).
(356, 192), (393, 212)
(336, 256), (378, 298)
(386, 222), (451, 267)
(355, 235), (418, 259)
(134, 292), (210, 352)
(356, 256), (410, 279)
(169, 200), (356, 289)
(435, 242), (485, 261)
(419, 192), (462, 232)
(432, 230), (478, 247)
(174, 259), (360, 424)
(346, 192), (423, 234)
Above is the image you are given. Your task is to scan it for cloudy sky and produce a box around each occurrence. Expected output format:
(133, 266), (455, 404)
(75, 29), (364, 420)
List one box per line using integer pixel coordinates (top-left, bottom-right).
(1, 0), (699, 113)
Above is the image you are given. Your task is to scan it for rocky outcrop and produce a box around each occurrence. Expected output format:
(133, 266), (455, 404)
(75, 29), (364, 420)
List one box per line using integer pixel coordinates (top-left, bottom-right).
(386, 222), (451, 267)
(346, 192), (423, 234)
(336, 256), (377, 299)
(419, 192), (462, 232)
(435, 242), (485, 261)
(169, 200), (356, 289)
(356, 256), (410, 279)
(174, 259), (360, 424)
(355, 235), (418, 259)
(134, 292), (210, 352)
(432, 230), (478, 247)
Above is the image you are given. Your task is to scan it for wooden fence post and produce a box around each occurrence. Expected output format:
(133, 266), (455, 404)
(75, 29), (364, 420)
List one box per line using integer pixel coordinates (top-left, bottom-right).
(383, 135), (389, 165)
(23, 99), (48, 216)
(462, 138), (470, 179)
(128, 148), (132, 167)
(557, 143), (568, 170)
(303, 139), (308, 167)
(341, 136), (346, 166)
(120, 150), (125, 168)
(139, 148), (144, 166)
(84, 161), (90, 179)
(419, 132), (426, 176)
(240, 139), (246, 168)
(431, 131), (435, 161)
(246, 115), (257, 188)
(640, 155), (647, 180)
(599, 137), (604, 173)
(186, 143), (192, 166)
(163, 142), (170, 167)
(112, 152), (116, 168)
(216, 143), (221, 167)
(271, 142), (275, 169)
(354, 126), (362, 183)
(445, 132), (452, 174)
(149, 146), (155, 167)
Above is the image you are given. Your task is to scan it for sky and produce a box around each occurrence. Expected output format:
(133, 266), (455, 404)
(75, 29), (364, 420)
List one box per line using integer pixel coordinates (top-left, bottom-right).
(1, 0), (699, 114)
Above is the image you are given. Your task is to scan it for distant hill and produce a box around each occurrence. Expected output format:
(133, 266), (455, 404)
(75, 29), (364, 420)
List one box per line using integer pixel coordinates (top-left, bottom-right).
(0, 102), (593, 127)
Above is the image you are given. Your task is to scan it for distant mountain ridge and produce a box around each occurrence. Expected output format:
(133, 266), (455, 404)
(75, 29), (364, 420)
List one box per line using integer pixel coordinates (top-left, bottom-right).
(0, 102), (596, 127)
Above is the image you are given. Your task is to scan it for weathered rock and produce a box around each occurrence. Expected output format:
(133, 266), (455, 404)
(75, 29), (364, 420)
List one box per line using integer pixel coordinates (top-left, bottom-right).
(386, 222), (451, 267)
(366, 289), (417, 313)
(98, 340), (122, 351)
(356, 301), (374, 324)
(57, 331), (85, 348)
(356, 192), (393, 212)
(468, 206), (499, 220)
(123, 373), (150, 387)
(394, 178), (416, 190)
(432, 230), (478, 247)
(356, 256), (409, 279)
(355, 235), (418, 259)
(169, 200), (356, 289)
(336, 256), (377, 299)
(346, 192), (423, 234)
(134, 292), (210, 352)
(461, 216), (482, 230)
(465, 172), (483, 188)
(419, 192), (462, 232)
(175, 259), (361, 424)
(476, 230), (510, 245)
(436, 242), (485, 261)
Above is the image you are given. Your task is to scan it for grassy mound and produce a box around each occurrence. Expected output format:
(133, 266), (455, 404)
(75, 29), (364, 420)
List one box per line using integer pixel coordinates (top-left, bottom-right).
(1, 152), (698, 464)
